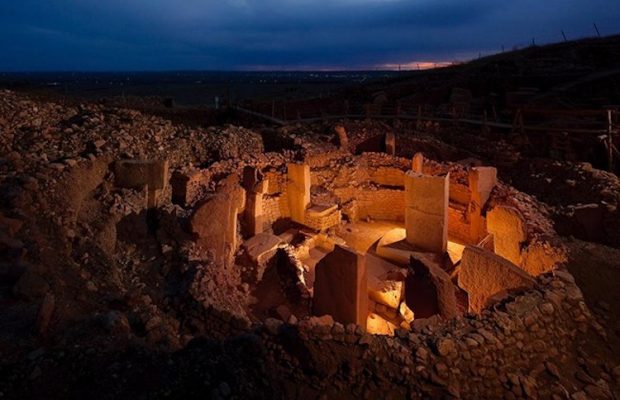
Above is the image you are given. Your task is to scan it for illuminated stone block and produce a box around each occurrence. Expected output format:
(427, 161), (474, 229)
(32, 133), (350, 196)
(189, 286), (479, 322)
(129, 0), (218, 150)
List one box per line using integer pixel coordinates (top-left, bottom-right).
(190, 176), (246, 266)
(487, 205), (527, 265)
(304, 204), (341, 231)
(242, 232), (283, 281)
(287, 163), (310, 224)
(458, 246), (535, 313)
(368, 278), (403, 310)
(469, 166), (497, 208)
(399, 301), (415, 323)
(313, 245), (368, 326)
(404, 172), (449, 253)
(366, 312), (397, 336)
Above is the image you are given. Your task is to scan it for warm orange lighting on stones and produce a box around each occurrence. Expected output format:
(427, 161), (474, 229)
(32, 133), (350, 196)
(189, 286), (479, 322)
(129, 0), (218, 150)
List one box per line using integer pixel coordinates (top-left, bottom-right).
(185, 145), (567, 337)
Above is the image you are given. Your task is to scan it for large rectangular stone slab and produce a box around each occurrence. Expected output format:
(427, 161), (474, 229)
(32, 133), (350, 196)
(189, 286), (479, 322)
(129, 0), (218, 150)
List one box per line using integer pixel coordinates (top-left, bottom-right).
(468, 166), (497, 208)
(486, 205), (527, 265)
(409, 256), (459, 319)
(312, 245), (368, 326)
(458, 246), (535, 313)
(404, 172), (449, 253)
(304, 204), (341, 231)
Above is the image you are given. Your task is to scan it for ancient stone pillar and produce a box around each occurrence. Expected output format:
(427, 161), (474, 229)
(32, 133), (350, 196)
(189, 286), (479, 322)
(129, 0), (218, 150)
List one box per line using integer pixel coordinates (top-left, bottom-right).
(242, 166), (267, 236)
(287, 163), (310, 224)
(486, 205), (527, 265)
(468, 167), (497, 208)
(313, 245), (368, 326)
(468, 166), (497, 242)
(404, 171), (449, 253)
(458, 246), (535, 313)
(190, 175), (246, 266)
(412, 152), (424, 173)
(385, 132), (396, 155)
(408, 256), (459, 320)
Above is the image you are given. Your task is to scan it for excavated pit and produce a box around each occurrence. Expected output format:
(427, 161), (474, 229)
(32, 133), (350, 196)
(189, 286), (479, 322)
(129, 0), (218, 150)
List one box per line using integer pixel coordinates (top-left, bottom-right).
(177, 140), (566, 336)
(2, 92), (614, 399)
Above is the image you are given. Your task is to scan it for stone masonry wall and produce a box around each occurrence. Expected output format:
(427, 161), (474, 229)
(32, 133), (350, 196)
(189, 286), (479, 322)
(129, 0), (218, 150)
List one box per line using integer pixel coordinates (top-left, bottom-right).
(334, 187), (406, 221)
(254, 268), (592, 399)
(262, 193), (290, 227)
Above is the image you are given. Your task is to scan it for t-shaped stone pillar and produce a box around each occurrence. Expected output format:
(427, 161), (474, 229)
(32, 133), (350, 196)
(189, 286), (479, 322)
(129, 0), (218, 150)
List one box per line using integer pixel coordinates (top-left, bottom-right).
(287, 163), (310, 224)
(404, 171), (449, 253)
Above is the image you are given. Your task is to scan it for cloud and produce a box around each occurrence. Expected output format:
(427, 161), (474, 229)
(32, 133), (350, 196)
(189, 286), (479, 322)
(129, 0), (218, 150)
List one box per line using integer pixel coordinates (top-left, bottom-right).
(1, 0), (619, 70)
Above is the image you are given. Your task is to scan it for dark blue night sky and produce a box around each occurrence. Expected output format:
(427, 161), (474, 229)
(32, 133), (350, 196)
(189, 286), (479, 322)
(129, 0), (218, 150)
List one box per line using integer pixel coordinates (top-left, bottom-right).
(1, 0), (619, 71)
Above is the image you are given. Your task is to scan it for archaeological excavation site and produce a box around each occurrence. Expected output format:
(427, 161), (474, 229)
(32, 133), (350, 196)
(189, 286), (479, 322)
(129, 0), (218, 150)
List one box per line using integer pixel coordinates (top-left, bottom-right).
(2, 34), (620, 400)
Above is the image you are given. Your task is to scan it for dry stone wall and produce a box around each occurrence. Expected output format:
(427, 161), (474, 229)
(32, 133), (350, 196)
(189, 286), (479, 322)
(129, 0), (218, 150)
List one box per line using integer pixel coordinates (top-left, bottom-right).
(255, 268), (593, 399)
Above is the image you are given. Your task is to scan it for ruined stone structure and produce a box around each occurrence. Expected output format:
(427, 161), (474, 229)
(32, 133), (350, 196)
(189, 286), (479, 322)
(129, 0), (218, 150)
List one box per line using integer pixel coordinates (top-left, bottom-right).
(181, 145), (566, 339)
(3, 87), (613, 400)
